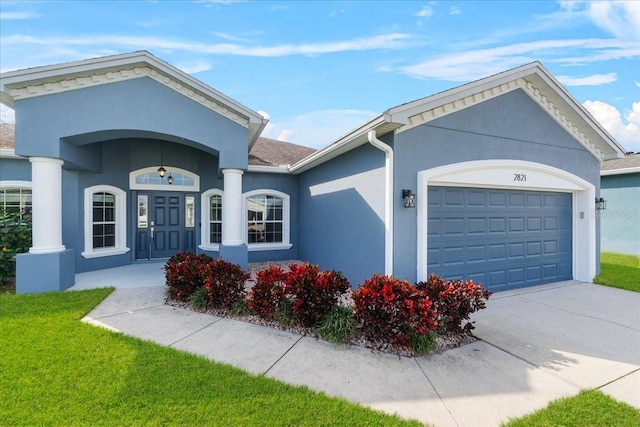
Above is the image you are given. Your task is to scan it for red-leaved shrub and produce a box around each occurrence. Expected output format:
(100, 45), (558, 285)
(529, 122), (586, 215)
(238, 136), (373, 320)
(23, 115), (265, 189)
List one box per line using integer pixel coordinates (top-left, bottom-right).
(352, 274), (438, 350)
(416, 274), (492, 334)
(164, 252), (213, 301)
(204, 258), (250, 308)
(247, 264), (288, 319)
(284, 263), (350, 327)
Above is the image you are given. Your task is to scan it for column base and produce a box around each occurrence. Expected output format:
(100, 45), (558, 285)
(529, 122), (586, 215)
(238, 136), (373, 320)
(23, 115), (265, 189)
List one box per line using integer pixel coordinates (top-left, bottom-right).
(16, 249), (76, 294)
(219, 244), (248, 271)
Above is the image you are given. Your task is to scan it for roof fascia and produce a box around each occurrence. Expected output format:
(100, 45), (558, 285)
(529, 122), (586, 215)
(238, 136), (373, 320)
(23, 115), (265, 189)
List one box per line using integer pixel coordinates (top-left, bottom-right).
(289, 114), (394, 174)
(600, 167), (640, 176)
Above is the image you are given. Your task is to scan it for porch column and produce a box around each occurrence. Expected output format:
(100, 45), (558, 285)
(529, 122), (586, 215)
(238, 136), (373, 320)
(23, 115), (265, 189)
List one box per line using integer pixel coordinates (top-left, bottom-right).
(16, 157), (74, 294)
(219, 168), (247, 269)
(29, 157), (65, 253)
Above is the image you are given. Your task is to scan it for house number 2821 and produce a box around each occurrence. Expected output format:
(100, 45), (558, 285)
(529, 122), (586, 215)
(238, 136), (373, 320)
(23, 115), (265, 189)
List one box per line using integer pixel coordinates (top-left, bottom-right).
(513, 173), (527, 182)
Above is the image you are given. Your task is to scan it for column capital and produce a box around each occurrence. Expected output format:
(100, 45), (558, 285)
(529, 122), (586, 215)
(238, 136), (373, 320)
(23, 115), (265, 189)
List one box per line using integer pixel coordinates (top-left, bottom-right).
(221, 168), (244, 176)
(29, 156), (64, 166)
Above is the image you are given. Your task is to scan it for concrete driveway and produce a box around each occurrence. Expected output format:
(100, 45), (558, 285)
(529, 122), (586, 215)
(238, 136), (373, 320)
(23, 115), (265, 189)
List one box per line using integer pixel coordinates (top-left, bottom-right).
(79, 274), (640, 427)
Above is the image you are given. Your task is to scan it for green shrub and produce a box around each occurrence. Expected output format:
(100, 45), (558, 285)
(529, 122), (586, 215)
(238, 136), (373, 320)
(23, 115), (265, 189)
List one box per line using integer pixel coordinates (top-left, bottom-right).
(409, 331), (436, 355)
(189, 287), (209, 310)
(318, 306), (356, 344)
(0, 210), (32, 284)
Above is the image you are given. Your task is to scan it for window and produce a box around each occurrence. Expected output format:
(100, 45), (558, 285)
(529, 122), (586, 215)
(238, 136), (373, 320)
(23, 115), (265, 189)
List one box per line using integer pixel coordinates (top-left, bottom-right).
(199, 189), (224, 251)
(0, 186), (32, 218)
(92, 192), (115, 248)
(244, 190), (291, 251)
(82, 185), (129, 258)
(129, 166), (199, 192)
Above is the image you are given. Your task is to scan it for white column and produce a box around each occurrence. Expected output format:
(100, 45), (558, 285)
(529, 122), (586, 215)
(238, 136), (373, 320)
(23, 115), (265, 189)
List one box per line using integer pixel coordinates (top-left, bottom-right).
(222, 168), (244, 246)
(29, 157), (65, 254)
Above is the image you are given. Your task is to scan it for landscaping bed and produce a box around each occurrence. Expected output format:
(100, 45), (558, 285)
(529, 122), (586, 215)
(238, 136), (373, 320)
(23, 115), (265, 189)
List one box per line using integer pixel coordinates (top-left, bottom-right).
(164, 253), (491, 357)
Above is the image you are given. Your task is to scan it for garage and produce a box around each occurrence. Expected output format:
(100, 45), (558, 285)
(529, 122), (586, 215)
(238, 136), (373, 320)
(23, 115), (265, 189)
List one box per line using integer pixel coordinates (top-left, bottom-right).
(426, 186), (573, 291)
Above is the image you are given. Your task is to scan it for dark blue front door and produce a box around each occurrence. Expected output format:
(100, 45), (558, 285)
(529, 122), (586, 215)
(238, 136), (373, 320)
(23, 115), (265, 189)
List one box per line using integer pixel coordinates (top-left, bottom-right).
(427, 186), (573, 291)
(135, 192), (196, 259)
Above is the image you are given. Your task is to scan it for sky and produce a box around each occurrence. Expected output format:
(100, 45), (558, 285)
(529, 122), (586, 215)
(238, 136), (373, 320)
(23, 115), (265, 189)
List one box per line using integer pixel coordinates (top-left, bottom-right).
(1, 0), (639, 152)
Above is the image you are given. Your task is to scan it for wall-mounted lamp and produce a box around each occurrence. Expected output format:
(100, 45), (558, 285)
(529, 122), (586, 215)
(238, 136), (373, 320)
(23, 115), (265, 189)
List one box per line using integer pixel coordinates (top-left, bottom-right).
(402, 189), (416, 208)
(595, 197), (606, 211)
(167, 174), (174, 185)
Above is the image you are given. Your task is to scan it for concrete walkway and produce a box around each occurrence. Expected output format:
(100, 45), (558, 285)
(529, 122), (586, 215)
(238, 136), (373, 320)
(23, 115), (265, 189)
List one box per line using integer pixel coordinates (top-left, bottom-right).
(73, 267), (640, 427)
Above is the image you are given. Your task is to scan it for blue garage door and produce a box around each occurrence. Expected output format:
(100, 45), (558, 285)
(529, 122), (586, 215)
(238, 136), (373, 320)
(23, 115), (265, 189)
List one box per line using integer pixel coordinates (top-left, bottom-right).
(427, 186), (572, 291)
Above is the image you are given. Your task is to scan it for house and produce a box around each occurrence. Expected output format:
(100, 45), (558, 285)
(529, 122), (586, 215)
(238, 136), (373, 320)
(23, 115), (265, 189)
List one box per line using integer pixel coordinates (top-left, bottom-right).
(0, 51), (626, 294)
(600, 153), (640, 256)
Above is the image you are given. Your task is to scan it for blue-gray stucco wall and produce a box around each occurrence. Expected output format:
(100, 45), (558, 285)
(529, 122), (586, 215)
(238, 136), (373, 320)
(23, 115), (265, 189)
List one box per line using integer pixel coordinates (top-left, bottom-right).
(0, 157), (31, 181)
(600, 173), (640, 256)
(393, 89), (601, 282)
(14, 77), (249, 170)
(297, 143), (386, 287)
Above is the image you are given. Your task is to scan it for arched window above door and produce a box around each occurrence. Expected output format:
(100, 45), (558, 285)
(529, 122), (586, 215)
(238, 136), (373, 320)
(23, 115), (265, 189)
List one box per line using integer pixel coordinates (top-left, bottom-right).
(129, 166), (200, 192)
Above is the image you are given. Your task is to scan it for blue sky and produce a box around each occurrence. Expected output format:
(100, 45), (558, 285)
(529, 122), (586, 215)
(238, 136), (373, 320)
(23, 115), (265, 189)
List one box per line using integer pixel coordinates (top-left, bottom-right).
(1, 1), (639, 151)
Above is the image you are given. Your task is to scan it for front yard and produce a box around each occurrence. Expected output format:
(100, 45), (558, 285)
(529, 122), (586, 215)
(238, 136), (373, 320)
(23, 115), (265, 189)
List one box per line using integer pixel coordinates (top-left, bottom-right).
(594, 252), (640, 292)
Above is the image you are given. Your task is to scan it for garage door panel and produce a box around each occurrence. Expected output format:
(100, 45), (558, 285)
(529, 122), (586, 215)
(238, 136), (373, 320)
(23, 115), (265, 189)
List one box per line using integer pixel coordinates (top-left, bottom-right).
(427, 186), (572, 291)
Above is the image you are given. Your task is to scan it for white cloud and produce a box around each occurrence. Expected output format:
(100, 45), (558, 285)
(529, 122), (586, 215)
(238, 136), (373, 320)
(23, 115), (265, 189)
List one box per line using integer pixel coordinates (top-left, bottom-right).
(175, 60), (212, 74)
(584, 100), (640, 152)
(260, 109), (377, 149)
(0, 105), (15, 123)
(557, 72), (617, 86)
(635, 81), (640, 88)
(0, 32), (413, 59)
(414, 6), (433, 18)
(449, 6), (461, 15)
(0, 11), (38, 20)
(584, 1), (640, 41)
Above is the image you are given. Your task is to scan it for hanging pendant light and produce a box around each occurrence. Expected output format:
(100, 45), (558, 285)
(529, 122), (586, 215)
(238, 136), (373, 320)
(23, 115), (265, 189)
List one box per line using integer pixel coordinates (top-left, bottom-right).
(157, 142), (166, 178)
(157, 166), (166, 178)
(167, 174), (174, 185)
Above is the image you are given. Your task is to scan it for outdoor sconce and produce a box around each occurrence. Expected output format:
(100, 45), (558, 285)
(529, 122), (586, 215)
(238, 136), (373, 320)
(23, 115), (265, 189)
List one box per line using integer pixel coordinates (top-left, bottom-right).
(595, 197), (606, 210)
(167, 174), (174, 185)
(402, 189), (416, 208)
(157, 166), (166, 178)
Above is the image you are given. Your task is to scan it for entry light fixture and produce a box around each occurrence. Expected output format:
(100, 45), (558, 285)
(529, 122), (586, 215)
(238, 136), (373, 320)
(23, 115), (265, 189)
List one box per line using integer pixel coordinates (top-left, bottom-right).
(157, 166), (166, 178)
(595, 197), (606, 211)
(157, 141), (166, 178)
(402, 189), (416, 208)
(167, 174), (174, 185)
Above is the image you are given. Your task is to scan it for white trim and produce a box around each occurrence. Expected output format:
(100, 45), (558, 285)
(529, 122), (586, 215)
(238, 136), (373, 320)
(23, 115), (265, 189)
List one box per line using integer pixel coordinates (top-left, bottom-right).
(367, 130), (394, 276)
(0, 180), (31, 189)
(243, 189), (291, 251)
(81, 184), (130, 259)
(199, 188), (224, 252)
(601, 167), (640, 176)
(0, 148), (25, 159)
(129, 166), (200, 191)
(247, 165), (291, 174)
(416, 160), (595, 284)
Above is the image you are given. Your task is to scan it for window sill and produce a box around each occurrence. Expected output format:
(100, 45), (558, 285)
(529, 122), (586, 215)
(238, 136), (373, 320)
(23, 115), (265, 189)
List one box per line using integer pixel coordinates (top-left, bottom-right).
(248, 243), (293, 252)
(198, 244), (220, 252)
(81, 247), (130, 259)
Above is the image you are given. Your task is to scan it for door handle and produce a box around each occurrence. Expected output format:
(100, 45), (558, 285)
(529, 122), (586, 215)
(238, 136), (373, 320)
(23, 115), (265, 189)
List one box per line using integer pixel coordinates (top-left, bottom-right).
(150, 220), (155, 239)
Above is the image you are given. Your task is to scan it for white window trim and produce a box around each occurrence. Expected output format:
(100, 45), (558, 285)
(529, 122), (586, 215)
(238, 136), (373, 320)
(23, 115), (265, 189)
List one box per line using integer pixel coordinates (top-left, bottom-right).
(129, 166), (200, 192)
(0, 180), (32, 190)
(199, 188), (224, 252)
(82, 184), (130, 259)
(243, 189), (292, 251)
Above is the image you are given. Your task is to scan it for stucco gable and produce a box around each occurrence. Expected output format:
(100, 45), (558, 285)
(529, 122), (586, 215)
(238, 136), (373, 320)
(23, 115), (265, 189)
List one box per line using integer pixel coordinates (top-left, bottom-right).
(0, 51), (268, 147)
(291, 62), (626, 173)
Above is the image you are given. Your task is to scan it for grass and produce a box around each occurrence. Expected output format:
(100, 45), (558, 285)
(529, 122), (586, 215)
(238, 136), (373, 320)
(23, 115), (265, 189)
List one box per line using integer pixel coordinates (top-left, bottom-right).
(0, 289), (421, 427)
(504, 390), (640, 427)
(594, 252), (640, 292)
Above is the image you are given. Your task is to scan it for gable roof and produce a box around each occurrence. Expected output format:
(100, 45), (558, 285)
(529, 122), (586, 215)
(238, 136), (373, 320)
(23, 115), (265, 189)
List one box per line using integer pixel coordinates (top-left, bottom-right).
(0, 51), (268, 148)
(601, 152), (640, 176)
(291, 61), (626, 173)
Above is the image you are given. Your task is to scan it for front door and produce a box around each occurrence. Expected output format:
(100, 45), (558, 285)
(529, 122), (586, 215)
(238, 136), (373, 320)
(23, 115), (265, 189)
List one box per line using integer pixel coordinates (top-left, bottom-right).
(135, 192), (196, 259)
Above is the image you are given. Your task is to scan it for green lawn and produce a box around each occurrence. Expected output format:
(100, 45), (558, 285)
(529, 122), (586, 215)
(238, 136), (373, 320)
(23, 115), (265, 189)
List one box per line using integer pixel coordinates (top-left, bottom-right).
(0, 289), (421, 426)
(504, 390), (640, 427)
(594, 252), (640, 292)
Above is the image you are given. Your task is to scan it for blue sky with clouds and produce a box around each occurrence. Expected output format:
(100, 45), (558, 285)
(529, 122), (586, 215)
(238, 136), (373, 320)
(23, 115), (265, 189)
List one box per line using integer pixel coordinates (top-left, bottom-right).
(1, 1), (638, 151)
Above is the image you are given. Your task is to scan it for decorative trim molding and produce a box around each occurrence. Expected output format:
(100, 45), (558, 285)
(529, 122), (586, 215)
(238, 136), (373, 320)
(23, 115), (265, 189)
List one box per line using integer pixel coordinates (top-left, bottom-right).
(400, 78), (604, 160)
(8, 66), (249, 128)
